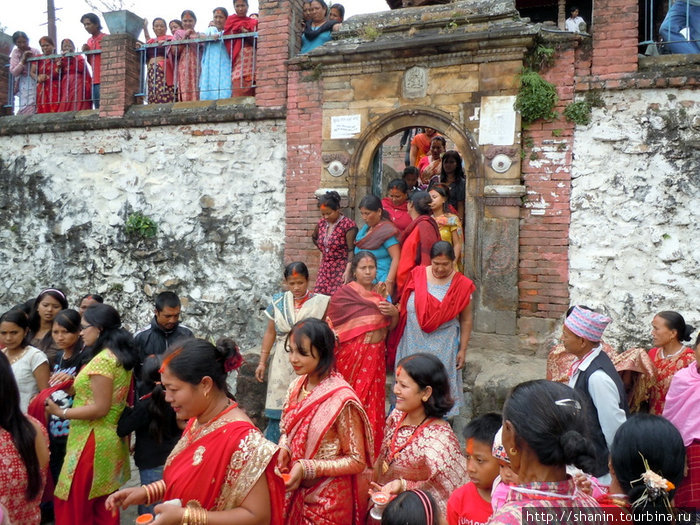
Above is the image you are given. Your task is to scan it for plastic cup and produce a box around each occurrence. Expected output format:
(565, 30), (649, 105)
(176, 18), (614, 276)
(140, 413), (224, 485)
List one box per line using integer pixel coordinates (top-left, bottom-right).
(136, 513), (154, 524)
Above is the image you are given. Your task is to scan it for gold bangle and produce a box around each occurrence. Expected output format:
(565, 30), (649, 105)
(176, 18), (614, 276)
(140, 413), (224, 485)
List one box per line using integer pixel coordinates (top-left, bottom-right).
(181, 507), (190, 525)
(400, 478), (407, 492)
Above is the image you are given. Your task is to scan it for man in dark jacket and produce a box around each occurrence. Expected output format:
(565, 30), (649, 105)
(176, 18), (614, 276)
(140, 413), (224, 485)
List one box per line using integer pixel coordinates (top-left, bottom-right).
(134, 291), (193, 386)
(563, 305), (628, 483)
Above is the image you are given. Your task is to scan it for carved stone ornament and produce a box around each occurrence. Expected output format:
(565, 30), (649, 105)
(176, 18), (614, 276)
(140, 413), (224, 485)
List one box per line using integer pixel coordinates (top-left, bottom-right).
(484, 146), (518, 160)
(403, 67), (428, 99)
(321, 152), (350, 165)
(491, 154), (512, 173)
(327, 160), (346, 177)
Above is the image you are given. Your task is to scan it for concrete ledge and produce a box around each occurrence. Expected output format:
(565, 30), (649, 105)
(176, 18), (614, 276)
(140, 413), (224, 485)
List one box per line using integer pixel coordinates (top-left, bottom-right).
(0, 104), (287, 136)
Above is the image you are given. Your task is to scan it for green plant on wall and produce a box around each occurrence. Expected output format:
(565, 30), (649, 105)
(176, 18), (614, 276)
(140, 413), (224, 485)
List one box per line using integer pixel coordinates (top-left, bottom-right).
(526, 44), (556, 71)
(125, 212), (157, 238)
(515, 69), (558, 125)
(564, 100), (592, 125)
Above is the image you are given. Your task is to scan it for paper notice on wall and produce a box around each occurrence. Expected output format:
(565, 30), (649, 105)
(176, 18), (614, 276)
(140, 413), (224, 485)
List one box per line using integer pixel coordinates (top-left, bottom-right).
(330, 114), (362, 139)
(478, 96), (517, 146)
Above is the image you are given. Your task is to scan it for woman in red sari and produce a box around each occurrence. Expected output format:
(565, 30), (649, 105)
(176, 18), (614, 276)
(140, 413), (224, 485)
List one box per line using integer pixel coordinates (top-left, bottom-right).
(225, 0), (258, 96)
(106, 338), (284, 525)
(279, 319), (373, 525)
(388, 241), (475, 414)
(57, 39), (92, 112)
(34, 36), (61, 114)
(395, 191), (440, 304)
(326, 251), (399, 456)
(643, 311), (695, 414)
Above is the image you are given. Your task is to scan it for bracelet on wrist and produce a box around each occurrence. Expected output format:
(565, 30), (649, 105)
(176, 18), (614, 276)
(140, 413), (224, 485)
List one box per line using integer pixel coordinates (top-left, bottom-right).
(62, 408), (69, 419)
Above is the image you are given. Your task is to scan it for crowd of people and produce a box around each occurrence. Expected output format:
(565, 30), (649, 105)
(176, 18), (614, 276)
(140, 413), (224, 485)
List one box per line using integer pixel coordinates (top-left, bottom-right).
(2, 239), (699, 525)
(8, 0), (346, 114)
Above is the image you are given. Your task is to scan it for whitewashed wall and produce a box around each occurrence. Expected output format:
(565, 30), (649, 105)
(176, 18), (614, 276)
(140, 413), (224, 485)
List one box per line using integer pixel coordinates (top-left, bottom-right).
(569, 89), (700, 350)
(0, 120), (287, 349)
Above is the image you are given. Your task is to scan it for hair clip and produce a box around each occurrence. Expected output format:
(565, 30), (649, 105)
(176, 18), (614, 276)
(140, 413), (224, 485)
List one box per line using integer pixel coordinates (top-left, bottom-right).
(412, 490), (433, 525)
(631, 454), (674, 510)
(554, 398), (581, 410)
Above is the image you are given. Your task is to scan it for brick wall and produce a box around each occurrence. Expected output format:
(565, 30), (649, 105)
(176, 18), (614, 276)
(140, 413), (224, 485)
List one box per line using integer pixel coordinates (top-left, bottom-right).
(518, 46), (576, 319)
(285, 66), (323, 279)
(256, 0), (303, 108)
(99, 34), (140, 118)
(0, 53), (8, 116)
(589, 0), (638, 80)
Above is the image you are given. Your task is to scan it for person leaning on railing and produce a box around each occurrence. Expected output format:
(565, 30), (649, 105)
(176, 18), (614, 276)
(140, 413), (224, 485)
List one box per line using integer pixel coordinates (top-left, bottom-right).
(199, 7), (232, 100)
(57, 39), (92, 112)
(224, 0), (258, 97)
(172, 10), (201, 102)
(9, 31), (40, 115)
(142, 18), (176, 104)
(659, 0), (700, 54)
(32, 36), (61, 114)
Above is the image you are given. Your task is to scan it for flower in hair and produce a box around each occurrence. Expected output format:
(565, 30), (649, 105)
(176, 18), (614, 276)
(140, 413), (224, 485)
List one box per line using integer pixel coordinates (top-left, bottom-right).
(224, 354), (243, 373)
(630, 454), (674, 510)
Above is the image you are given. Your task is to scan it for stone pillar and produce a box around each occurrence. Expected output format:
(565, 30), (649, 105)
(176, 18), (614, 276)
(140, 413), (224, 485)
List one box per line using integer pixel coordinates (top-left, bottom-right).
(255, 0), (303, 108)
(591, 0), (638, 78)
(0, 53), (9, 116)
(98, 34), (141, 118)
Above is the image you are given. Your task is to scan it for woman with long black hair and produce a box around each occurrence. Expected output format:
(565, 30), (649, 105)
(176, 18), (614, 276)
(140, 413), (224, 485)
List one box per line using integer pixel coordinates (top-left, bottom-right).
(46, 303), (137, 525)
(0, 351), (50, 524)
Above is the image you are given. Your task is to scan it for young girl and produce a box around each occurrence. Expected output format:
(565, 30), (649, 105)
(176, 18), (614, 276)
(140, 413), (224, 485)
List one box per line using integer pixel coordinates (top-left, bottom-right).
(47, 309), (87, 484)
(381, 489), (440, 525)
(116, 355), (183, 515)
(255, 262), (330, 442)
(28, 288), (69, 366)
(429, 184), (464, 272)
(311, 191), (357, 296)
(0, 309), (49, 413)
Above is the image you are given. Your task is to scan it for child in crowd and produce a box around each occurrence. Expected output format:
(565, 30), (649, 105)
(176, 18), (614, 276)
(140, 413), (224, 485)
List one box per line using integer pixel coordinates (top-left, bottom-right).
(382, 489), (440, 525)
(447, 413), (501, 525)
(489, 427), (520, 512)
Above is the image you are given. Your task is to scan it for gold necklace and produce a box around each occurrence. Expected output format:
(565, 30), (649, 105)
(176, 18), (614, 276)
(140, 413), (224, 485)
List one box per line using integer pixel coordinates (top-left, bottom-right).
(2, 347), (28, 365)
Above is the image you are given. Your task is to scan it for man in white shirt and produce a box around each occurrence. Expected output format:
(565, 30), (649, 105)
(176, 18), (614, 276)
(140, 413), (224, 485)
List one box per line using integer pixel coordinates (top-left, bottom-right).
(563, 305), (628, 484)
(565, 7), (586, 32)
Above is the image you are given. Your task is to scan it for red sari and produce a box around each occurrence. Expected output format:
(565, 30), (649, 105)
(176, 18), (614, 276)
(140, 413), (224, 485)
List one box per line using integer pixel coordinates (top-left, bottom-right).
(395, 215), (440, 303)
(163, 405), (283, 523)
(173, 29), (200, 101)
(645, 346), (694, 414)
(36, 56), (61, 113)
(57, 54), (92, 112)
(327, 281), (391, 457)
(281, 372), (373, 525)
(224, 14), (258, 96)
(381, 197), (412, 232)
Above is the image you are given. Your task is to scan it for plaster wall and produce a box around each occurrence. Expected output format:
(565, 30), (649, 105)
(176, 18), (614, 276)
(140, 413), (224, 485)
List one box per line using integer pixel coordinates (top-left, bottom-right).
(569, 89), (700, 350)
(0, 119), (287, 348)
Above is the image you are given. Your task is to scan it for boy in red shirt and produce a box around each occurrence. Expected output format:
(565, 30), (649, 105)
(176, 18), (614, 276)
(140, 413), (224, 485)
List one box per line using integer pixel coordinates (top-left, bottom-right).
(447, 413), (501, 525)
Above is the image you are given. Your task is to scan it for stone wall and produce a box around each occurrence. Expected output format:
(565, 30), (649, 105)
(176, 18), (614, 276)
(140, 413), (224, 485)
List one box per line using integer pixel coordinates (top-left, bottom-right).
(569, 89), (700, 350)
(0, 118), (287, 350)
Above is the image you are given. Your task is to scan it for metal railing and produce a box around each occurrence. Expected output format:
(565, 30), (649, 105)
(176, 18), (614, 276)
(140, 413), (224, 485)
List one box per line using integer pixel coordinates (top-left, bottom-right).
(639, 0), (699, 55)
(5, 50), (100, 115)
(136, 32), (258, 104)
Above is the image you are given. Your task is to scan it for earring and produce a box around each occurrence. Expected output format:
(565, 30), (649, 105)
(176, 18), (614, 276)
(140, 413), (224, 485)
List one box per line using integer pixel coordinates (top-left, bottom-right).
(509, 447), (518, 456)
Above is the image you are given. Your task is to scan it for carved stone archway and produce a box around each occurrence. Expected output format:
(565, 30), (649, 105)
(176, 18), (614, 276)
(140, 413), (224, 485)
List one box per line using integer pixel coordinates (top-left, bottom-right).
(348, 106), (485, 282)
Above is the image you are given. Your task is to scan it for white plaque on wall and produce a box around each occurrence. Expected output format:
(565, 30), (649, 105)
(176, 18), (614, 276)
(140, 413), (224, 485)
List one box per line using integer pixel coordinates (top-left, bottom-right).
(330, 115), (362, 139)
(478, 96), (517, 146)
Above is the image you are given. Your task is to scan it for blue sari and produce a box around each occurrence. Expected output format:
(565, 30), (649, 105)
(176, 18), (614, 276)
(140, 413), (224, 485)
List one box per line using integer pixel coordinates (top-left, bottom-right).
(199, 26), (231, 100)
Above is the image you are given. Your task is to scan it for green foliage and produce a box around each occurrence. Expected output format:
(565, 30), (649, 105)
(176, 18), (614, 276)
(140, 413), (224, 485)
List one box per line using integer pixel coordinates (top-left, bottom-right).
(551, 128), (563, 137)
(526, 44), (556, 71)
(443, 19), (459, 33)
(585, 90), (605, 108)
(301, 64), (323, 83)
(125, 212), (157, 238)
(360, 23), (381, 41)
(515, 69), (558, 125)
(564, 100), (592, 126)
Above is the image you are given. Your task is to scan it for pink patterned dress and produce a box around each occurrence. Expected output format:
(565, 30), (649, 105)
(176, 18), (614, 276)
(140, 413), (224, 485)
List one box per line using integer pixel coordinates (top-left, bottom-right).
(0, 416), (48, 525)
(313, 215), (356, 296)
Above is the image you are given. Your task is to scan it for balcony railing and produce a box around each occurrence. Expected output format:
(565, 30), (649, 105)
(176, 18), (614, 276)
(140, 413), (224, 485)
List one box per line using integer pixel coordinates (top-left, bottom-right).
(5, 50), (100, 115)
(639, 0), (699, 55)
(136, 32), (258, 104)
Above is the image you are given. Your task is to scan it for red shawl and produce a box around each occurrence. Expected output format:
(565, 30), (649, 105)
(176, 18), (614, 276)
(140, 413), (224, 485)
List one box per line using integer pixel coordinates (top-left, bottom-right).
(354, 220), (399, 251)
(164, 415), (283, 523)
(381, 197), (412, 232)
(326, 282), (390, 343)
(387, 265), (475, 369)
(395, 215), (440, 302)
(224, 15), (258, 63)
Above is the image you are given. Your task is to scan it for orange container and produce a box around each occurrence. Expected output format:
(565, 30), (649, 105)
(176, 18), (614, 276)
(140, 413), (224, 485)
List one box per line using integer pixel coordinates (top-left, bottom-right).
(135, 513), (154, 524)
(281, 473), (291, 483)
